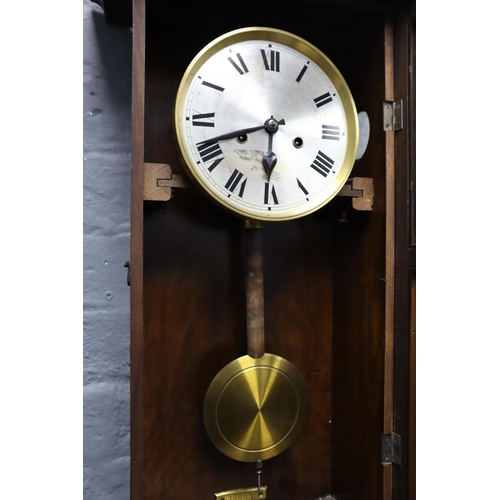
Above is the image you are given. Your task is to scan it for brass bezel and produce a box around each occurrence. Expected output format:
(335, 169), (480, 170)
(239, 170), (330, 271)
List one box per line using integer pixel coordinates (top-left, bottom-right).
(174, 27), (359, 221)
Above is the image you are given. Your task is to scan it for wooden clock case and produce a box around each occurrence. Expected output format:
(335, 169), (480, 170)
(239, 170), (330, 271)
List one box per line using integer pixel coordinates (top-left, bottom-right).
(122, 0), (416, 498)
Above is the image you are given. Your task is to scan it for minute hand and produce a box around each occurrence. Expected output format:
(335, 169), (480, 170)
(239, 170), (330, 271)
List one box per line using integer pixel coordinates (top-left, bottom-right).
(196, 124), (267, 146)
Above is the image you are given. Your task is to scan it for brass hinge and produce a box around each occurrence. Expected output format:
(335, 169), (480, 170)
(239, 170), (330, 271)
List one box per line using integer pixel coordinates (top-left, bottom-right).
(381, 432), (402, 465)
(383, 100), (403, 131)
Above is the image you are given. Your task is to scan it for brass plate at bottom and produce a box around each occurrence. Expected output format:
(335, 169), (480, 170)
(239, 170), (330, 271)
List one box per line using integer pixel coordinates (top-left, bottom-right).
(204, 353), (308, 462)
(214, 486), (267, 499)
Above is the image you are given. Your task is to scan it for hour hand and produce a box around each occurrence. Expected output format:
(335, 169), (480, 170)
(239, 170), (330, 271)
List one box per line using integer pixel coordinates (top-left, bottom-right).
(196, 124), (267, 146)
(263, 136), (277, 181)
(262, 116), (285, 180)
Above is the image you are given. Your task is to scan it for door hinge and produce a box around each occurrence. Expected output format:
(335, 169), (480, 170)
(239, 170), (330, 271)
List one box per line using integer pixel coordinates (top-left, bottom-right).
(381, 432), (402, 465)
(383, 100), (403, 131)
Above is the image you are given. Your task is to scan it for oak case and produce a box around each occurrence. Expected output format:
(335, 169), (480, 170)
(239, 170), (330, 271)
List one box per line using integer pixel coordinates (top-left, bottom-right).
(128, 0), (416, 499)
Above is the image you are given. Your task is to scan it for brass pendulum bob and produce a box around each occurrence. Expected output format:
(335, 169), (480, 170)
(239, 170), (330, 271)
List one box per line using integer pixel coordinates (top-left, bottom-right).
(203, 220), (308, 462)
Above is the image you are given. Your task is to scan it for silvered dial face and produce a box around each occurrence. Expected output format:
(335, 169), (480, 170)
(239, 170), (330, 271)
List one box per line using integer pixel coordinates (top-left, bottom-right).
(175, 28), (358, 221)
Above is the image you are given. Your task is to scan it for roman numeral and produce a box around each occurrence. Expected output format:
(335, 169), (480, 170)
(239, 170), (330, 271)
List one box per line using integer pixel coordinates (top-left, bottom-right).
(225, 169), (247, 197)
(192, 112), (215, 127)
(202, 81), (225, 92)
(207, 158), (223, 172)
(322, 125), (340, 140)
(197, 142), (223, 163)
(296, 64), (309, 82)
(297, 178), (309, 197)
(261, 49), (280, 72)
(264, 183), (279, 205)
(314, 92), (334, 108)
(311, 151), (335, 177)
(228, 53), (249, 75)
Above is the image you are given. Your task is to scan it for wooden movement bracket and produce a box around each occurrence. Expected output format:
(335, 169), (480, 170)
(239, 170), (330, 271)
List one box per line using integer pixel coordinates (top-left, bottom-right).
(143, 162), (373, 210)
(143, 163), (190, 201)
(339, 177), (374, 211)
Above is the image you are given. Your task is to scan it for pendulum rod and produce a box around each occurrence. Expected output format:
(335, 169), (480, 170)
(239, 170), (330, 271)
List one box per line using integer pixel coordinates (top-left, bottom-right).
(244, 219), (265, 359)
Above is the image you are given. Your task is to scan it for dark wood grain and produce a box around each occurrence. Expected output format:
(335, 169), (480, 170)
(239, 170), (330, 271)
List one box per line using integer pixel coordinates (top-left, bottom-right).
(142, 197), (248, 499)
(327, 8), (389, 500)
(140, 195), (336, 499)
(262, 214), (334, 498)
(392, 1), (417, 498)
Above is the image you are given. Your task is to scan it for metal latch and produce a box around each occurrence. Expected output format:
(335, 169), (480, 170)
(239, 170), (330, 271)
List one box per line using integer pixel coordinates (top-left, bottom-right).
(381, 432), (402, 465)
(383, 100), (403, 131)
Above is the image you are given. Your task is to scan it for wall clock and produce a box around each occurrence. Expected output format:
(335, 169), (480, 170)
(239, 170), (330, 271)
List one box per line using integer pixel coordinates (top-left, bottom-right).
(174, 26), (359, 222)
(173, 28), (360, 477)
(129, 2), (417, 496)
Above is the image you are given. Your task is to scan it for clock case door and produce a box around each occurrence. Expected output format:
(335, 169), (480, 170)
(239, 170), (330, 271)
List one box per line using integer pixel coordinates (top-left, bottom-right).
(129, 1), (416, 499)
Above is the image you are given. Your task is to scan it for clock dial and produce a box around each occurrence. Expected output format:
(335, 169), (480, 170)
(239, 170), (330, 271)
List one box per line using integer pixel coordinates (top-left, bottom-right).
(175, 27), (359, 221)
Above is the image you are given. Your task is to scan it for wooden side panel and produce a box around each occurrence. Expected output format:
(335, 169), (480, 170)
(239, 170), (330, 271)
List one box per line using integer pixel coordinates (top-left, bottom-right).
(130, 0), (145, 497)
(328, 9), (390, 500)
(392, 1), (416, 498)
(383, 12), (396, 500)
(409, 273), (416, 500)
